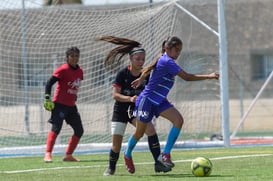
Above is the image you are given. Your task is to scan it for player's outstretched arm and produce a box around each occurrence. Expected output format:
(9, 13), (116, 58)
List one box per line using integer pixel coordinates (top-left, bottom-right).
(177, 70), (219, 81)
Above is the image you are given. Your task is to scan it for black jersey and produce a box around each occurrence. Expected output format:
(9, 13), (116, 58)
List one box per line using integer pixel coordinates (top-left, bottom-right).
(112, 66), (148, 123)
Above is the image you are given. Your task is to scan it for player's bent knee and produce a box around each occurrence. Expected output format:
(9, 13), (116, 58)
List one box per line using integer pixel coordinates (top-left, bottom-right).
(173, 118), (184, 128)
(75, 130), (84, 138)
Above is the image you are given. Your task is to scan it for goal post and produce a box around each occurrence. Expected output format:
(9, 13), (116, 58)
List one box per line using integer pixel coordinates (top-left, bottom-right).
(217, 0), (230, 147)
(0, 0), (224, 157)
(174, 0), (229, 147)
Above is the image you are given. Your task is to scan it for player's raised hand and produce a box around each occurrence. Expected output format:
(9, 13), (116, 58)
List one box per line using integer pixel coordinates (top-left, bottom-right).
(131, 78), (143, 89)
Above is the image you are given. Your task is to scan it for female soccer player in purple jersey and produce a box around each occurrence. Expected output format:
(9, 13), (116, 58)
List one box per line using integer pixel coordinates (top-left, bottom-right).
(96, 36), (171, 175)
(124, 36), (219, 173)
(43, 47), (84, 163)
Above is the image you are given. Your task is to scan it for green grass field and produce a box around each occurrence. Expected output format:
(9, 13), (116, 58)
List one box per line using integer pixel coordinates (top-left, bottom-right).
(1, 146), (273, 181)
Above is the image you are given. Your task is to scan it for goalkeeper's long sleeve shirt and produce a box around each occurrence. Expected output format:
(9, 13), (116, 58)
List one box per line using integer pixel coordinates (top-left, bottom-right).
(45, 76), (58, 95)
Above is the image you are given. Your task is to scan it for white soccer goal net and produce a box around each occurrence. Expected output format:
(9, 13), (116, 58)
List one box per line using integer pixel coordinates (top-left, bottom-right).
(0, 0), (222, 157)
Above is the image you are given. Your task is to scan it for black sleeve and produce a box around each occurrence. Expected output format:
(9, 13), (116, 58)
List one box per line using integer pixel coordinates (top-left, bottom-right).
(113, 69), (125, 86)
(45, 76), (59, 95)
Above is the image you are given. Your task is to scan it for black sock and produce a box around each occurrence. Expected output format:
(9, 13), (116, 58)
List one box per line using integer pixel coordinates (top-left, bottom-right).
(109, 149), (119, 170)
(148, 134), (161, 163)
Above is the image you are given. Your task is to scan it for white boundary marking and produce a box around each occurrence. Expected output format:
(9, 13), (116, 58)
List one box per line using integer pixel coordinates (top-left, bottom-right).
(1, 153), (272, 174)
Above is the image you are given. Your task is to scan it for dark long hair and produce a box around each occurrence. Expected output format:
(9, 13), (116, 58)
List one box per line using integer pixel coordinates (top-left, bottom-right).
(96, 36), (144, 70)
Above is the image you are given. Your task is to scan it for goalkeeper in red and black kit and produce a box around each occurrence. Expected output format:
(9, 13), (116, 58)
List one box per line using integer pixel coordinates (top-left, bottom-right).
(43, 47), (84, 163)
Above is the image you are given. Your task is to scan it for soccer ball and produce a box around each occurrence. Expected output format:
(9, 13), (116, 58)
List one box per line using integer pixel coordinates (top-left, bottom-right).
(191, 157), (213, 177)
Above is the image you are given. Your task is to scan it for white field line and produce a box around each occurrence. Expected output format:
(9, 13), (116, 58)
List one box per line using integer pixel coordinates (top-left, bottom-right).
(1, 153), (272, 174)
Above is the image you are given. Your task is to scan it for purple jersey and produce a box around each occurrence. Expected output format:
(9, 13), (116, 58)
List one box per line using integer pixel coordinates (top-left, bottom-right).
(140, 53), (182, 105)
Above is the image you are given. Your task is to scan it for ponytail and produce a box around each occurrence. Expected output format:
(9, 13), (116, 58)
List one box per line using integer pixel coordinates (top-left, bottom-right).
(141, 38), (167, 76)
(96, 36), (142, 69)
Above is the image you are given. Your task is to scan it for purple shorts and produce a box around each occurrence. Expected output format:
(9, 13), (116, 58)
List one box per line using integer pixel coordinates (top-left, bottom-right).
(133, 96), (173, 123)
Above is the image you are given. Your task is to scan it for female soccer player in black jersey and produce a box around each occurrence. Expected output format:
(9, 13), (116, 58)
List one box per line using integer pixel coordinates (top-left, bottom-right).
(96, 36), (171, 175)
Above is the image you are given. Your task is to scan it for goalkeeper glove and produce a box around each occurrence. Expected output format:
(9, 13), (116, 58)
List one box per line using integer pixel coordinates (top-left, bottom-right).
(44, 94), (55, 111)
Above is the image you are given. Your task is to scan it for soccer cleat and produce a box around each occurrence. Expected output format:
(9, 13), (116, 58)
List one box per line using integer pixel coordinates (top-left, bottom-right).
(154, 161), (172, 173)
(124, 155), (135, 174)
(157, 153), (175, 168)
(44, 152), (52, 163)
(103, 167), (115, 176)
(63, 154), (80, 162)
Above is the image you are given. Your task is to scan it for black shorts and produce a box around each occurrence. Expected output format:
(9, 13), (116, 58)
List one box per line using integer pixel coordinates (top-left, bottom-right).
(111, 110), (134, 124)
(49, 103), (82, 126)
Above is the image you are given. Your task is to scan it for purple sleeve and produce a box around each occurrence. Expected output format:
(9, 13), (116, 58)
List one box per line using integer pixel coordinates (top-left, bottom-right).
(166, 59), (182, 76)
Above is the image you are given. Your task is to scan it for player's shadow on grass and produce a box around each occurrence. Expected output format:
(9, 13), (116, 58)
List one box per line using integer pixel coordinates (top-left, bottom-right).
(151, 173), (231, 178)
(117, 174), (192, 178)
(152, 173), (193, 178)
(76, 159), (107, 163)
